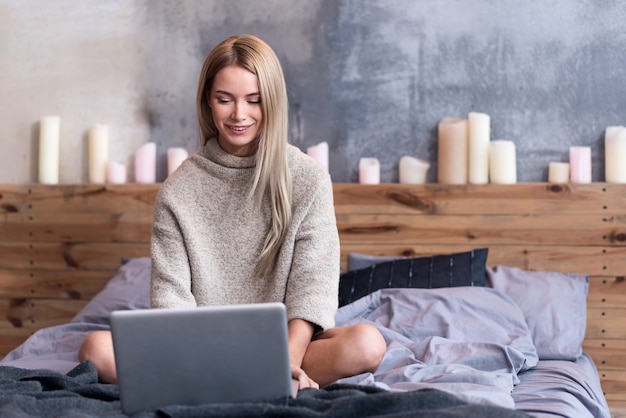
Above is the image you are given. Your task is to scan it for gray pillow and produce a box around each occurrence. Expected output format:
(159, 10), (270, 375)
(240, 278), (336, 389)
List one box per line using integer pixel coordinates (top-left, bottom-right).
(487, 265), (588, 360)
(348, 253), (405, 271)
(71, 257), (151, 325)
(339, 248), (489, 307)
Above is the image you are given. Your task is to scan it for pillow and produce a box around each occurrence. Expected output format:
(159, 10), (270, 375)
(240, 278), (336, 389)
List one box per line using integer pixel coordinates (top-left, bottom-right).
(487, 265), (588, 360)
(71, 257), (152, 325)
(338, 248), (488, 307)
(348, 253), (405, 271)
(336, 286), (539, 374)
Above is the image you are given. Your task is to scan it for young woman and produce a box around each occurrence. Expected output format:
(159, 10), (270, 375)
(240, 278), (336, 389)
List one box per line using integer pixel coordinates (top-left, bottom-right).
(79, 34), (386, 389)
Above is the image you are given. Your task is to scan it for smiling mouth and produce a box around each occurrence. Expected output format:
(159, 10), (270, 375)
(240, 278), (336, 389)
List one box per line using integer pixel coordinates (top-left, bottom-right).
(228, 125), (251, 134)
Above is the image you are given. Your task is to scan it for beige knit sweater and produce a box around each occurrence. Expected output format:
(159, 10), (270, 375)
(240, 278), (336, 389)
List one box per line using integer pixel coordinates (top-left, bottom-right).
(150, 139), (340, 331)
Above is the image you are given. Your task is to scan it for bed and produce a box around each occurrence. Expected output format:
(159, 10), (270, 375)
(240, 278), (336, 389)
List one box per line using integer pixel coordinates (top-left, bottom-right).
(0, 182), (624, 417)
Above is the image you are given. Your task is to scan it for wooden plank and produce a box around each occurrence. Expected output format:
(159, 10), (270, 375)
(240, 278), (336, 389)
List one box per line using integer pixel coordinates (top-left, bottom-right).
(336, 213), (625, 247)
(0, 242), (150, 270)
(333, 183), (626, 215)
(0, 268), (114, 300)
(0, 298), (89, 330)
(339, 243), (626, 276)
(586, 308), (626, 339)
(0, 328), (35, 359)
(597, 370), (626, 404)
(588, 276), (626, 308)
(585, 339), (626, 370)
(1, 212), (154, 243)
(0, 184), (160, 214)
(0, 184), (157, 243)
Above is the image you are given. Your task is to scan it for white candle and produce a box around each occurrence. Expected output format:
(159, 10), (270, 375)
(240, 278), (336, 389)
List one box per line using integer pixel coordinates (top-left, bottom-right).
(88, 124), (109, 184)
(399, 156), (430, 184)
(134, 142), (157, 184)
(548, 162), (570, 183)
(468, 112), (490, 184)
(437, 117), (468, 184)
(38, 116), (61, 184)
(107, 161), (127, 184)
(167, 147), (188, 176)
(605, 126), (626, 183)
(489, 140), (517, 184)
(359, 158), (380, 184)
(307, 142), (329, 172)
(569, 146), (592, 184)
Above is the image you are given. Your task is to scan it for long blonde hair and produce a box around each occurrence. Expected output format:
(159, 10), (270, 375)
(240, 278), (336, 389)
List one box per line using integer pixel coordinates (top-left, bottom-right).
(196, 34), (292, 277)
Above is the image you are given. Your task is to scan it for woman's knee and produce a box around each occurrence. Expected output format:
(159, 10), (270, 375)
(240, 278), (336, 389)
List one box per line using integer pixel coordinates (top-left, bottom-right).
(349, 324), (386, 371)
(78, 331), (111, 362)
(78, 330), (117, 383)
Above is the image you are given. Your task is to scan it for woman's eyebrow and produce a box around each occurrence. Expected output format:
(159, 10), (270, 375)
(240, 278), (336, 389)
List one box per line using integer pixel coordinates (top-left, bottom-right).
(214, 90), (260, 97)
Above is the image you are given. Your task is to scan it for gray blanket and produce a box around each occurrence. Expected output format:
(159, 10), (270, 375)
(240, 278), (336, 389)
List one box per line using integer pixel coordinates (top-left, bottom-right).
(0, 361), (531, 417)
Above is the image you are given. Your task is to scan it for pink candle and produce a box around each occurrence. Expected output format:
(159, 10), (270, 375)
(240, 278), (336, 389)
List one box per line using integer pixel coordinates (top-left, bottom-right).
(107, 161), (127, 184)
(569, 146), (591, 184)
(359, 158), (380, 184)
(307, 142), (329, 172)
(134, 142), (157, 184)
(437, 117), (468, 184)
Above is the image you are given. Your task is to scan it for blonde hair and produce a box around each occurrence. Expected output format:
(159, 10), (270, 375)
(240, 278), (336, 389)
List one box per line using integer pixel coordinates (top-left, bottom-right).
(196, 34), (292, 277)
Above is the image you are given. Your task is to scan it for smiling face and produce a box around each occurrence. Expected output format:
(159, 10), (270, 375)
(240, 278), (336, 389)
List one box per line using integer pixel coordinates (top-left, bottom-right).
(208, 64), (263, 157)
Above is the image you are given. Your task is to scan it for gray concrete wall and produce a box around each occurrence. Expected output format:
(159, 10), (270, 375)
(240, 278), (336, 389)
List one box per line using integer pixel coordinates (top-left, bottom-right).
(1, 0), (625, 183)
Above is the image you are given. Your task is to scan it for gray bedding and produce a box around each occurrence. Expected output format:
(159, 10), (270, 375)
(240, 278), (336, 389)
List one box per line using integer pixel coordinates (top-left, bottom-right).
(333, 288), (609, 417)
(0, 257), (611, 417)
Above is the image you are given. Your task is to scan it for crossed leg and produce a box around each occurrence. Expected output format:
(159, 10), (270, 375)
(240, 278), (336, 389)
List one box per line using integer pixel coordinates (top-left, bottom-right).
(301, 323), (386, 387)
(79, 323), (386, 387)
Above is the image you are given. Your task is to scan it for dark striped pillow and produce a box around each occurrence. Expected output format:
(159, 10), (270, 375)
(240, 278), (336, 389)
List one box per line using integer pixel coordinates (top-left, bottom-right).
(338, 248), (489, 307)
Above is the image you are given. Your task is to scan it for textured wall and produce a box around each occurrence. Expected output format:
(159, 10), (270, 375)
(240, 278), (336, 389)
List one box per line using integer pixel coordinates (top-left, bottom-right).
(1, 0), (625, 183)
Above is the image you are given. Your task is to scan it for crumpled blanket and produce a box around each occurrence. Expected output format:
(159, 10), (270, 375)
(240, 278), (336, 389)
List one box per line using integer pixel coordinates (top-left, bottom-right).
(0, 361), (531, 418)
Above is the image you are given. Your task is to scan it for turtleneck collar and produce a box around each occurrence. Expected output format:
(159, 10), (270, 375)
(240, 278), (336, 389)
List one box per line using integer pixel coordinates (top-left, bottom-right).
(200, 137), (257, 169)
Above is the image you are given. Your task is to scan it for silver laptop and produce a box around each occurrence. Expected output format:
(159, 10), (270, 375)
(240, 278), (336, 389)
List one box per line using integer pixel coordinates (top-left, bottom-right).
(110, 302), (294, 415)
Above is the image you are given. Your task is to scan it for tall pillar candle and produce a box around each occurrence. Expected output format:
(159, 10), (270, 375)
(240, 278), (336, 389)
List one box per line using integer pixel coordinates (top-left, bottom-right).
(134, 142), (157, 184)
(88, 124), (109, 183)
(468, 112), (490, 184)
(605, 126), (626, 183)
(359, 158), (380, 184)
(548, 162), (570, 183)
(569, 146), (592, 184)
(437, 117), (468, 184)
(167, 147), (188, 176)
(38, 116), (61, 184)
(307, 142), (329, 172)
(488, 140), (517, 184)
(399, 156), (430, 184)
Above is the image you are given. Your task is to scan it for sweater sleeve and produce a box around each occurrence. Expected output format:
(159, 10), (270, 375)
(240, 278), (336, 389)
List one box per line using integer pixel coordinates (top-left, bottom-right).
(283, 173), (340, 331)
(150, 186), (197, 309)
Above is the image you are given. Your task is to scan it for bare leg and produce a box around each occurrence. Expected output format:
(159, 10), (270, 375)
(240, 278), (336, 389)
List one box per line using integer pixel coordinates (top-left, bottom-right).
(78, 330), (117, 383)
(301, 323), (386, 387)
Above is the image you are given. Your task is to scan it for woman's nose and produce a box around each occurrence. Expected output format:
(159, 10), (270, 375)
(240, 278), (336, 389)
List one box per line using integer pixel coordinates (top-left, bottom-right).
(231, 102), (246, 121)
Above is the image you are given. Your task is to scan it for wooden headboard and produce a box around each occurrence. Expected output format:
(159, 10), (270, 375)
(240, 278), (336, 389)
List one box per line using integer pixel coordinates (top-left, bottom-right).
(1, 183), (625, 407)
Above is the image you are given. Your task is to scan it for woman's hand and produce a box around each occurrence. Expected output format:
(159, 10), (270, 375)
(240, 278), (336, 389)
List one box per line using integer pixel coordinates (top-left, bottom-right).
(291, 363), (319, 390)
(288, 319), (317, 390)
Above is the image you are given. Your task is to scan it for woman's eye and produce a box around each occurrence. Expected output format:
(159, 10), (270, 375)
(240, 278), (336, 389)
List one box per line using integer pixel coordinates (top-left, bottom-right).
(216, 98), (230, 104)
(248, 100), (261, 104)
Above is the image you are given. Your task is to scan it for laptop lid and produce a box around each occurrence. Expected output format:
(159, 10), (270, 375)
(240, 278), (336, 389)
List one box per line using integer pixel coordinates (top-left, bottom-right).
(110, 302), (293, 415)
